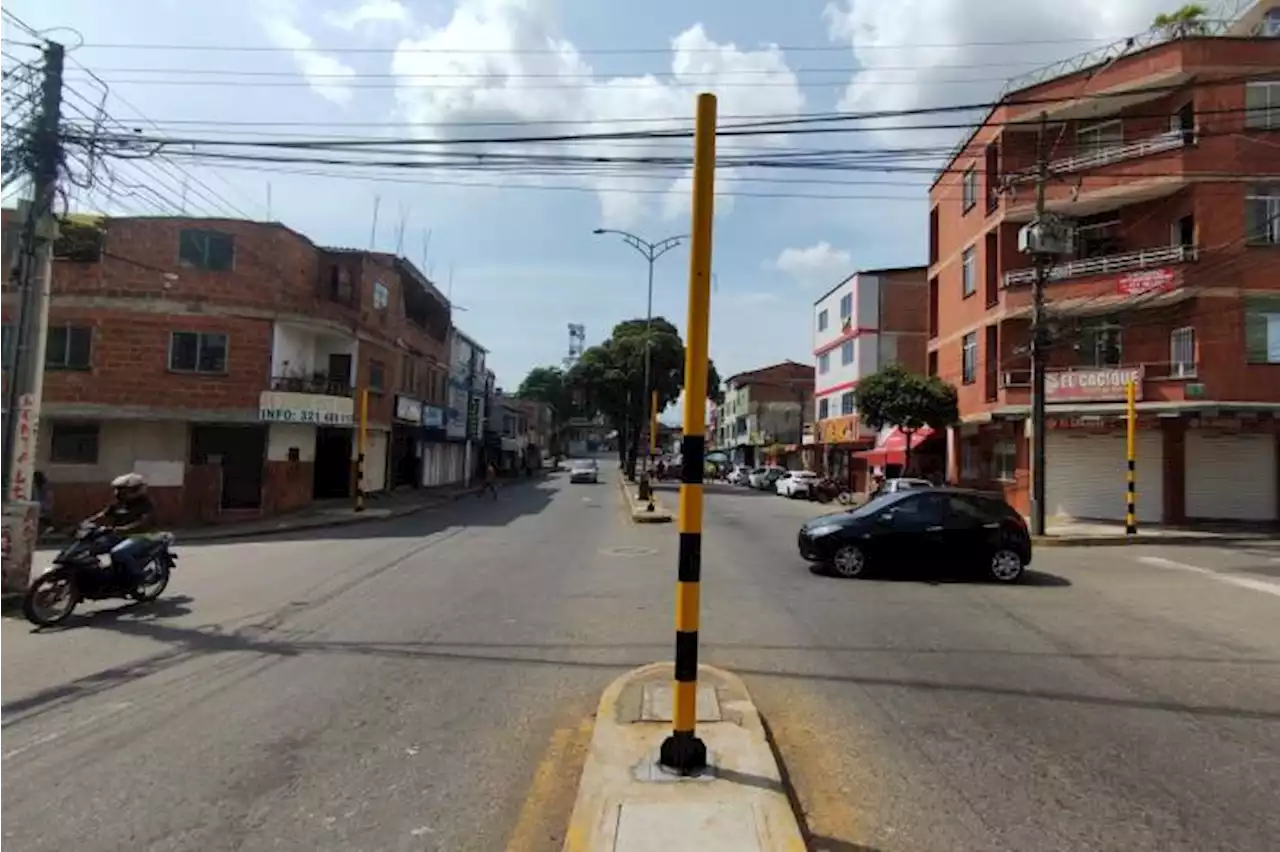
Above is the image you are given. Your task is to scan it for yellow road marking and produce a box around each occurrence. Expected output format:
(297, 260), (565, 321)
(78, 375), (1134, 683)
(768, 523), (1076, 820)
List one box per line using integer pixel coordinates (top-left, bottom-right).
(505, 717), (595, 852)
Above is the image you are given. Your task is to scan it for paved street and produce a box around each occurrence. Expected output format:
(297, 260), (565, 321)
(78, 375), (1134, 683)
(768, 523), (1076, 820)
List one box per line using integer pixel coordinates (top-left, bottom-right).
(3, 463), (1279, 851)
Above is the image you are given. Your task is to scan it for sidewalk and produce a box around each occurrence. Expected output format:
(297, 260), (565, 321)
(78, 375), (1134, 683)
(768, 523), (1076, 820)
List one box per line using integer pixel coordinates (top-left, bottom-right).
(1034, 518), (1279, 547)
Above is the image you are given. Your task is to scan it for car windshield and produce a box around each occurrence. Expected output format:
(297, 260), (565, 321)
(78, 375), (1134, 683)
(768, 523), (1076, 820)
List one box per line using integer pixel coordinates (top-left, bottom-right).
(844, 490), (913, 519)
(572, 461), (597, 470)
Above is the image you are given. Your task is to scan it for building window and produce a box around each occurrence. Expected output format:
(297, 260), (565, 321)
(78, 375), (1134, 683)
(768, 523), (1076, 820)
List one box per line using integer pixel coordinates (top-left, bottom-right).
(1076, 119), (1122, 157)
(49, 422), (99, 464)
(1080, 322), (1122, 367)
(841, 340), (855, 366)
(818, 398), (829, 419)
(1245, 184), (1280, 245)
(817, 309), (828, 332)
(46, 325), (93, 370)
(839, 293), (853, 321)
(369, 359), (386, 392)
(169, 331), (228, 374)
(1245, 81), (1280, 130)
(927, 350), (938, 377)
(373, 280), (390, 310)
(961, 246), (976, 298)
(961, 331), (977, 384)
(1075, 213), (1122, 258)
(962, 166), (977, 213)
(840, 391), (855, 416)
(178, 229), (234, 271)
(1245, 298), (1280, 363)
(1170, 327), (1196, 377)
(993, 440), (1017, 482)
(818, 352), (830, 374)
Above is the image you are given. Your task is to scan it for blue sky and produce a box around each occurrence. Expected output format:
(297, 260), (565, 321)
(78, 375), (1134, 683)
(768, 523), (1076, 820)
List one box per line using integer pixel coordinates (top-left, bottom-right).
(5, 0), (1181, 397)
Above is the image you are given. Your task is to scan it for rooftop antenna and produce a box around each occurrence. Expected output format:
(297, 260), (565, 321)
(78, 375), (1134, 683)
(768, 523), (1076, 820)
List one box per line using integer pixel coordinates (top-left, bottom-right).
(421, 228), (432, 274)
(265, 182), (272, 221)
(395, 202), (409, 255)
(368, 195), (381, 250)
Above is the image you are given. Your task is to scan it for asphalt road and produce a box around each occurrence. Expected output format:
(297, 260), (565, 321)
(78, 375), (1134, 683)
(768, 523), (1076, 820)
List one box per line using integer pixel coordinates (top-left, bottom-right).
(3, 464), (1278, 852)
(661, 480), (1280, 852)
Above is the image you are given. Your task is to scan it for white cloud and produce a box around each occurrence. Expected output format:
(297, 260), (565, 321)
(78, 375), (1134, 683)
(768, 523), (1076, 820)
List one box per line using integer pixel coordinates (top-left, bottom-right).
(323, 0), (410, 31)
(771, 241), (852, 288)
(822, 0), (1173, 153)
(389, 1), (805, 226)
(259, 0), (358, 104)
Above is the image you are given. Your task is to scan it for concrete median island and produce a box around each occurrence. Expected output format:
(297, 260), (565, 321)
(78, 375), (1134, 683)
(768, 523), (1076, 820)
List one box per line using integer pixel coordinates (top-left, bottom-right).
(617, 475), (674, 524)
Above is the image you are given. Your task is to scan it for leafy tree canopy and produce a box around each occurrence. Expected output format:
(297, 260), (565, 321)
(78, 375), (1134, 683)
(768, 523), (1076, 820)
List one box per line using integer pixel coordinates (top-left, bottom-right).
(515, 366), (574, 423)
(851, 363), (959, 437)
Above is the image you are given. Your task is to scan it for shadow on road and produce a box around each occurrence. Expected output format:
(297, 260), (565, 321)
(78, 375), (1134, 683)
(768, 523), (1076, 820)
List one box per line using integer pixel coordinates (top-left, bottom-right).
(806, 563), (1073, 587)
(172, 477), (558, 548)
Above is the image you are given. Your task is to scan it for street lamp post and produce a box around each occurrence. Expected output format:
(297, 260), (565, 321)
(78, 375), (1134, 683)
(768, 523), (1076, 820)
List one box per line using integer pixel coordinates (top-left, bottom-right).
(593, 228), (687, 508)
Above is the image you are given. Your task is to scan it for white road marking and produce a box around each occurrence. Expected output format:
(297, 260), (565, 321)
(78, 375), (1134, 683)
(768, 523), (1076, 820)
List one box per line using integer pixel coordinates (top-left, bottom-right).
(2, 702), (134, 760)
(1137, 556), (1280, 599)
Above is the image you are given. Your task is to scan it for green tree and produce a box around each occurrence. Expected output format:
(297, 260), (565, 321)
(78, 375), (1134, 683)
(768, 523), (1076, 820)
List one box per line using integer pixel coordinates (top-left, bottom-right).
(567, 317), (723, 477)
(851, 363), (959, 474)
(515, 366), (576, 453)
(1153, 4), (1209, 37)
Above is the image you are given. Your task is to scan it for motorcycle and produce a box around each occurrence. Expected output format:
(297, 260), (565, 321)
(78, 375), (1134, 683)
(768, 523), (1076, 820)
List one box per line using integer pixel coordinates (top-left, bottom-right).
(810, 477), (855, 506)
(22, 523), (178, 627)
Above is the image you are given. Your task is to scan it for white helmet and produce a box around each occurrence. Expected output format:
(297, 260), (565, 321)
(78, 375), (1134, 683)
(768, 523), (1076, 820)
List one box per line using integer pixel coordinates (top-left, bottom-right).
(110, 472), (148, 497)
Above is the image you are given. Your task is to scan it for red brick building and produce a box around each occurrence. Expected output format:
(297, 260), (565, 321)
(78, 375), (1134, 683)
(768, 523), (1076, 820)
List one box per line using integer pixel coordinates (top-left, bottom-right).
(928, 30), (1280, 523)
(1, 214), (452, 528)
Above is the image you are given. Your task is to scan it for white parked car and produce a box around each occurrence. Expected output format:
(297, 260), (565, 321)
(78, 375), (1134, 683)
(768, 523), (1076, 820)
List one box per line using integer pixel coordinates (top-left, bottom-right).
(727, 465), (753, 485)
(747, 466), (779, 489)
(777, 470), (820, 498)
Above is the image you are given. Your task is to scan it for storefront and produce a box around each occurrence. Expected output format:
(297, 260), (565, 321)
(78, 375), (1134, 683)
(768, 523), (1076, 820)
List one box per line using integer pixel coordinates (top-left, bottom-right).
(814, 415), (872, 491)
(420, 404), (464, 486)
(1184, 421), (1278, 521)
(390, 395), (423, 489)
(1045, 426), (1163, 524)
(855, 426), (941, 483)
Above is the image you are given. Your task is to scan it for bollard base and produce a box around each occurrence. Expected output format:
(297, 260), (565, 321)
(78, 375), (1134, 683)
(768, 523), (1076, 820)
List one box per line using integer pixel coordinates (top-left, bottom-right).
(659, 730), (708, 777)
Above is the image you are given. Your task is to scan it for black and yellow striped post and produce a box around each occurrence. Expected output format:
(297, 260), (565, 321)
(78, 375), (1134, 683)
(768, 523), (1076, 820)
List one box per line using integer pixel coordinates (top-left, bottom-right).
(659, 92), (716, 776)
(355, 387), (369, 513)
(1125, 378), (1137, 535)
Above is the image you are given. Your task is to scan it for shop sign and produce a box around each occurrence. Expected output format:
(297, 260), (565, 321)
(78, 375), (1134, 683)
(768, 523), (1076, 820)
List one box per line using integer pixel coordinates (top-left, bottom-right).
(818, 415), (860, 445)
(1045, 367), (1144, 403)
(395, 395), (423, 425)
(258, 390), (353, 426)
(422, 405), (445, 429)
(1116, 267), (1174, 298)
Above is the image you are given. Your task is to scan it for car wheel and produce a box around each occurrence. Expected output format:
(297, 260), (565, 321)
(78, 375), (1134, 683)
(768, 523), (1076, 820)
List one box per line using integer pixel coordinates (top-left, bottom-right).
(831, 544), (867, 579)
(988, 548), (1024, 583)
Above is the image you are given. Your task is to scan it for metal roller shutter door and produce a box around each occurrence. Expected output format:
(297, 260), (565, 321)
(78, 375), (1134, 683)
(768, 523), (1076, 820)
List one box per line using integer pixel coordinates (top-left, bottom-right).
(1046, 431), (1164, 523)
(1185, 432), (1277, 521)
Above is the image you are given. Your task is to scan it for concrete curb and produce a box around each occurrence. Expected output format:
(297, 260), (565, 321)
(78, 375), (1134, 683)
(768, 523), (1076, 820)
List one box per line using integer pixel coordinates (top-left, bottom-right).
(617, 475), (673, 524)
(563, 662), (806, 852)
(1032, 533), (1276, 548)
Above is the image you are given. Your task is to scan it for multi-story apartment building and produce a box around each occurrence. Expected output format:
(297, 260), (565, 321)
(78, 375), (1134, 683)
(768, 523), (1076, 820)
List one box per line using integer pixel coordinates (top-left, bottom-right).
(712, 361), (813, 467)
(438, 328), (488, 486)
(929, 16), (1280, 523)
(812, 266), (930, 487)
(1, 213), (455, 528)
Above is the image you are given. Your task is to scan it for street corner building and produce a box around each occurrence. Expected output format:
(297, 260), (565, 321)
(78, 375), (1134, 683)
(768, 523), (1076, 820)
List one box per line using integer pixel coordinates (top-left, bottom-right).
(0, 212), (495, 530)
(927, 19), (1280, 525)
(709, 360), (815, 470)
(810, 266), (936, 492)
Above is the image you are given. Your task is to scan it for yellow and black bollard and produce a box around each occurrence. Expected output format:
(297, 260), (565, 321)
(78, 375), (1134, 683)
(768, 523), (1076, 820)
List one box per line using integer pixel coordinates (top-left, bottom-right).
(659, 92), (716, 776)
(1125, 378), (1137, 535)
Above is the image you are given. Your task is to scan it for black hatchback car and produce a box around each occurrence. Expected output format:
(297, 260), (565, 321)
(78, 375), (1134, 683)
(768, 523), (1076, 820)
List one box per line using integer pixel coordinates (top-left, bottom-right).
(797, 487), (1032, 583)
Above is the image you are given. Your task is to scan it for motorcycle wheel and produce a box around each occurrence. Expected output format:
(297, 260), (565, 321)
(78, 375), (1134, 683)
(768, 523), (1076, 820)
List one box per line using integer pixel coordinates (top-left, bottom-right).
(836, 491), (854, 505)
(131, 561), (170, 602)
(23, 572), (81, 627)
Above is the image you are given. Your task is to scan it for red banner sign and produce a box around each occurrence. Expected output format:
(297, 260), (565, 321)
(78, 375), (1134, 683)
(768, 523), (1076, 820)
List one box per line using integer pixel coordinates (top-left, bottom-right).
(1045, 367), (1144, 402)
(1117, 267), (1174, 297)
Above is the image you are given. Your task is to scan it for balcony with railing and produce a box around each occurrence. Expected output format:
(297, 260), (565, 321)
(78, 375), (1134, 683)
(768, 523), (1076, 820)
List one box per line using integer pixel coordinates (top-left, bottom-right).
(269, 374), (353, 398)
(1006, 129), (1192, 187)
(1003, 244), (1197, 289)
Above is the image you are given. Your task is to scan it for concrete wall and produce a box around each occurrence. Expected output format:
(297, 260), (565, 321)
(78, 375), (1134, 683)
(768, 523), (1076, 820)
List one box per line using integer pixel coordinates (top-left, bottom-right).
(38, 420), (188, 485)
(267, 423), (316, 462)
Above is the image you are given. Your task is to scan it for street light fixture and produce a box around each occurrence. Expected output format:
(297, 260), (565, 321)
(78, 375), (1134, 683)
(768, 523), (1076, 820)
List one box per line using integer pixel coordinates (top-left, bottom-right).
(593, 227), (688, 508)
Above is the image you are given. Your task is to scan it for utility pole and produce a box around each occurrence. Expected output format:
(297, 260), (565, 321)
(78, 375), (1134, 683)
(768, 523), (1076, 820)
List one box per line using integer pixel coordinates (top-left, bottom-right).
(2, 41), (64, 593)
(1027, 110), (1052, 537)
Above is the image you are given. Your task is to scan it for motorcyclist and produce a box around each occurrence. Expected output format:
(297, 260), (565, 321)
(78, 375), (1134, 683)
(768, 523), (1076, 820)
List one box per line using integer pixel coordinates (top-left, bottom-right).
(87, 473), (158, 586)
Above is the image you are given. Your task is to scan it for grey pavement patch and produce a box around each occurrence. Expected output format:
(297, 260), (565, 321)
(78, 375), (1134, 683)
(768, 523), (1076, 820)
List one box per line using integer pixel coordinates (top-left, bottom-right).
(640, 684), (721, 723)
(602, 547), (660, 557)
(614, 802), (762, 852)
